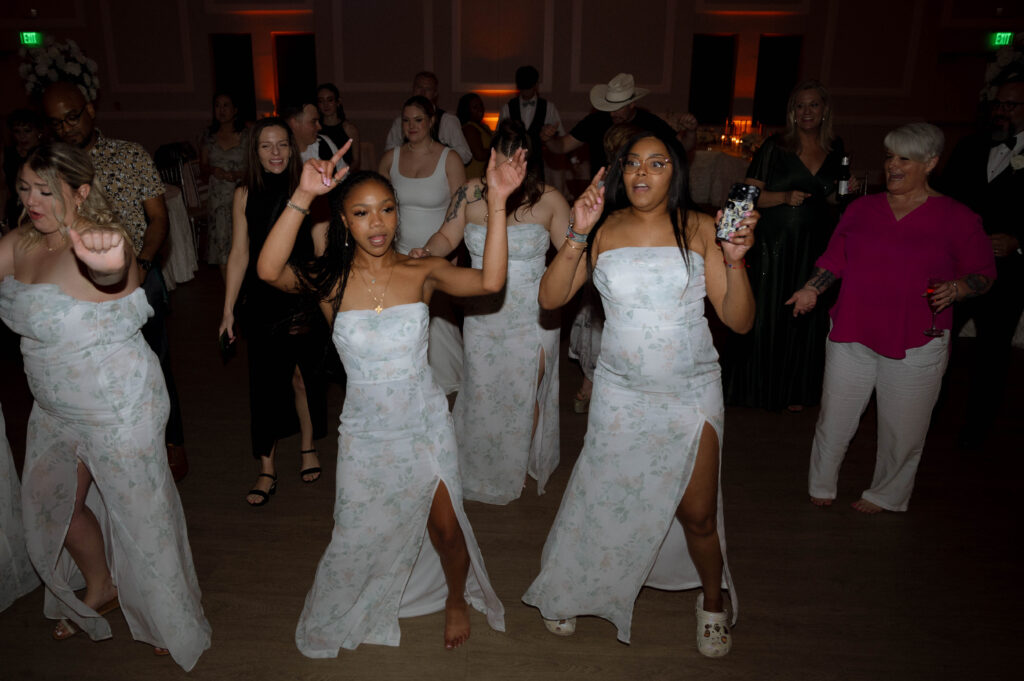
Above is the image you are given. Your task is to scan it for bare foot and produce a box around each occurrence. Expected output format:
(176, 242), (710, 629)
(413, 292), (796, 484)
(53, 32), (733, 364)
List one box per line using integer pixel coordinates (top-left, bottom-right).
(444, 598), (470, 649)
(851, 498), (883, 514)
(810, 496), (833, 507)
(154, 646), (170, 656)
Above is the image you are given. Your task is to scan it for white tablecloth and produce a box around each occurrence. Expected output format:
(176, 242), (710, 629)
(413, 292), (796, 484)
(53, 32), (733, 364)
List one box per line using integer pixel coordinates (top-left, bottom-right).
(689, 150), (750, 208)
(162, 184), (198, 290)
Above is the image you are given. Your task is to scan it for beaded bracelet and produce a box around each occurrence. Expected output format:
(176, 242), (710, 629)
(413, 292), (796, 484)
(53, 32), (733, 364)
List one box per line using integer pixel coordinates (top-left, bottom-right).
(723, 257), (747, 269)
(286, 200), (310, 216)
(565, 212), (588, 243)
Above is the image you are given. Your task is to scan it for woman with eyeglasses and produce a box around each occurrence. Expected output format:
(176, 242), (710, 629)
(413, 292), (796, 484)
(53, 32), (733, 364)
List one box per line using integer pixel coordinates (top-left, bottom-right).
(523, 131), (757, 658)
(722, 80), (856, 413)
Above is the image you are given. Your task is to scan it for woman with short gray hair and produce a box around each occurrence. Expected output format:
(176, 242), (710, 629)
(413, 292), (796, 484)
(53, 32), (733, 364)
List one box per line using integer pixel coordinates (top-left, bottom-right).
(787, 123), (996, 513)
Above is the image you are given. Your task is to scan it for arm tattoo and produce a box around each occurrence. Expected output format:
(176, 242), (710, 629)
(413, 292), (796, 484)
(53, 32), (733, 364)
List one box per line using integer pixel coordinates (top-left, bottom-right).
(805, 267), (837, 294)
(443, 184), (485, 223)
(962, 273), (991, 298)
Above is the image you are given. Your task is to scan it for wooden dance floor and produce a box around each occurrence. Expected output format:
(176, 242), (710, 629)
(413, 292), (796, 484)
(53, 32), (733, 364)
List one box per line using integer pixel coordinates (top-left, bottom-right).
(1, 266), (1019, 680)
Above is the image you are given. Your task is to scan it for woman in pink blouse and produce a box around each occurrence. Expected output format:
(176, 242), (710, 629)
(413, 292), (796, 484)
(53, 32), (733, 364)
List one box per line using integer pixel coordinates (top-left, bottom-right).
(787, 123), (996, 513)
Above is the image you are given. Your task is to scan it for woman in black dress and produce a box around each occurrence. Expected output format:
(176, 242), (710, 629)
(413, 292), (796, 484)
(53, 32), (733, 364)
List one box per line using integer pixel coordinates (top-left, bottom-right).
(723, 80), (855, 411)
(219, 117), (329, 505)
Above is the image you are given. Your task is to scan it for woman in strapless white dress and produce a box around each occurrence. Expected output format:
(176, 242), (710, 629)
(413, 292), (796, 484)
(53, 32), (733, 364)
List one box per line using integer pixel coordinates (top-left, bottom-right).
(259, 143), (524, 653)
(524, 132), (758, 659)
(0, 142), (210, 670)
(413, 119), (570, 505)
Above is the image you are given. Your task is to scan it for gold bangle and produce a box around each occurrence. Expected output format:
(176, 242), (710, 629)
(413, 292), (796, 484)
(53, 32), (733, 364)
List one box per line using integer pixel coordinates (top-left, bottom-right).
(564, 240), (585, 251)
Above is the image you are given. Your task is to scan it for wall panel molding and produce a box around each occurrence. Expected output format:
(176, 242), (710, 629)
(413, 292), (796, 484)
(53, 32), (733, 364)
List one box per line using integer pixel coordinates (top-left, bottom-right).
(451, 0), (555, 91)
(569, 0), (676, 95)
(694, 0), (810, 13)
(821, 0), (924, 97)
(0, 0), (87, 28)
(100, 0), (194, 93)
(203, 0), (314, 13)
(331, 0), (433, 92)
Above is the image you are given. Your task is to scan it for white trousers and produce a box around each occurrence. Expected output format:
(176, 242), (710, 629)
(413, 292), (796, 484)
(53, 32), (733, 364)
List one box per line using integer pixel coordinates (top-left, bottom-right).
(808, 335), (948, 511)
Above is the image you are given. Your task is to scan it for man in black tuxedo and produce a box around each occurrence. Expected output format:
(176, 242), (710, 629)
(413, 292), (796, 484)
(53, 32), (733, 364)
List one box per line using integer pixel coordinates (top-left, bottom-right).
(941, 74), (1024, 448)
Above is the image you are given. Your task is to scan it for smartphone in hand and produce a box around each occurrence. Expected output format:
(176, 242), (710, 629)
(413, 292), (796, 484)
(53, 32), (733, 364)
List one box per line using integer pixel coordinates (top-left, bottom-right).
(218, 330), (236, 363)
(716, 183), (760, 241)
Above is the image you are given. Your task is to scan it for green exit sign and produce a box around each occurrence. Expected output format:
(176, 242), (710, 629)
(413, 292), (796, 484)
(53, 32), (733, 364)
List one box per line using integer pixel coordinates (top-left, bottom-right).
(991, 32), (1014, 47)
(19, 31), (43, 46)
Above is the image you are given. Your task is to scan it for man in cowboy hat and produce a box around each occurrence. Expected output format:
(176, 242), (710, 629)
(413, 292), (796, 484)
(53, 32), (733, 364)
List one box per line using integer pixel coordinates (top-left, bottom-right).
(541, 73), (697, 176)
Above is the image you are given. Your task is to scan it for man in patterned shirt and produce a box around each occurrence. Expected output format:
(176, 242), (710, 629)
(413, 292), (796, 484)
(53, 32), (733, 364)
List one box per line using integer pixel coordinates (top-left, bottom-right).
(42, 81), (188, 481)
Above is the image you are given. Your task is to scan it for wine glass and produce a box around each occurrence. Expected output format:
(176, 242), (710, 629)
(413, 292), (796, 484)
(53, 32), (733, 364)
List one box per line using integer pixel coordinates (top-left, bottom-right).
(924, 277), (944, 337)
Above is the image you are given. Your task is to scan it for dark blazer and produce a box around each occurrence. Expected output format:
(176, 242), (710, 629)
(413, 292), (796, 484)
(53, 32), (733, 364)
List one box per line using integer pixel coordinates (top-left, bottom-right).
(940, 133), (1024, 262)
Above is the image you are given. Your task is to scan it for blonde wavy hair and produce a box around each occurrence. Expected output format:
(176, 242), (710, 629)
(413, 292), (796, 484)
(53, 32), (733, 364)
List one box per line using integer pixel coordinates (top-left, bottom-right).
(781, 80), (836, 154)
(18, 142), (127, 250)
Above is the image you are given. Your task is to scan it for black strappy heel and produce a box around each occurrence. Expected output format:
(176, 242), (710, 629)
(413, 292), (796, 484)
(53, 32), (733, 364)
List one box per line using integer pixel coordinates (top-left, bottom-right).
(247, 473), (278, 506)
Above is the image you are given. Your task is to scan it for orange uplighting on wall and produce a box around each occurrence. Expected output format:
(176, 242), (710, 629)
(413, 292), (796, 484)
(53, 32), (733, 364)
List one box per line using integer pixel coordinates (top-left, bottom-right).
(704, 11), (800, 16)
(228, 10), (312, 16)
(482, 113), (499, 131)
(475, 89), (519, 97)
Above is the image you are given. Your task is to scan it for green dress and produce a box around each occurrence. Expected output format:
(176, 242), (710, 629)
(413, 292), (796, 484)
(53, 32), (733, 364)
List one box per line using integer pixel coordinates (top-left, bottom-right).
(722, 134), (844, 409)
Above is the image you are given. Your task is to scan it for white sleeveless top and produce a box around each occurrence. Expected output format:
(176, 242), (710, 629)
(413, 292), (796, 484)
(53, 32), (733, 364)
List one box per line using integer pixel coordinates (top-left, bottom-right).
(389, 145), (452, 254)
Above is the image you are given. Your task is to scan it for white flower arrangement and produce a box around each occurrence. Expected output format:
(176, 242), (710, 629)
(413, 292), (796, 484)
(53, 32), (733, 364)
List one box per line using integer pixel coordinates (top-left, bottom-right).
(19, 37), (100, 101)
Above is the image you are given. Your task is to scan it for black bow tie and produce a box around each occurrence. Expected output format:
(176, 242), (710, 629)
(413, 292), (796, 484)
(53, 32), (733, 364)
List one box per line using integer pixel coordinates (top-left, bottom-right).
(521, 99), (536, 108)
(991, 137), (1016, 150)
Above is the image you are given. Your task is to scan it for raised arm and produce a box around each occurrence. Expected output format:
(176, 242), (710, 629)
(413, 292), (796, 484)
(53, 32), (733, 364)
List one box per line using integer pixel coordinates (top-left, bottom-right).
(69, 224), (135, 290)
(258, 144), (350, 291)
(428, 149), (526, 296)
(414, 181), (482, 259)
(538, 168), (606, 309)
(220, 187), (250, 340)
(703, 210), (757, 333)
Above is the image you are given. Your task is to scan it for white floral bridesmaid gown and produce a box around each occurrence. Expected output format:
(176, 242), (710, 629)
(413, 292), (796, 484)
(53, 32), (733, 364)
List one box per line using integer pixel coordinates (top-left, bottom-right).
(295, 302), (505, 656)
(0, 277), (211, 671)
(454, 222), (560, 504)
(522, 248), (738, 642)
(0, 401), (39, 612)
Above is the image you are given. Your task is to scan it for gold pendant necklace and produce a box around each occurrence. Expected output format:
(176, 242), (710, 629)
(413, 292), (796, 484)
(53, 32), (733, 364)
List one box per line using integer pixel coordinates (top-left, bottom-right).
(356, 264), (394, 314)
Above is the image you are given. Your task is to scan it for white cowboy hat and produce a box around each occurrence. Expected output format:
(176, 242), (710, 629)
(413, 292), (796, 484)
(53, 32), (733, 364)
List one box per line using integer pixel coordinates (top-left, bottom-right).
(590, 73), (649, 112)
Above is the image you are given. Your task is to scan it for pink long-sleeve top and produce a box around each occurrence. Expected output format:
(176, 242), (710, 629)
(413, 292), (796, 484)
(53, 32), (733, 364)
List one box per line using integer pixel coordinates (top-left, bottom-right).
(815, 193), (996, 359)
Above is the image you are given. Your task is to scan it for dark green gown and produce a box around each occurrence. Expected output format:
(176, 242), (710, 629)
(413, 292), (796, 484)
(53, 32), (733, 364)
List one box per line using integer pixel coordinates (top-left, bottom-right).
(722, 134), (844, 409)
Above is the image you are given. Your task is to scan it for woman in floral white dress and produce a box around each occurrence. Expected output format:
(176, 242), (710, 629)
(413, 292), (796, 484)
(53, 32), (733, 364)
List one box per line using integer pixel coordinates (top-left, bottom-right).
(0, 402), (39, 613)
(524, 132), (757, 658)
(0, 143), (210, 670)
(414, 120), (570, 504)
(258, 144), (525, 652)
